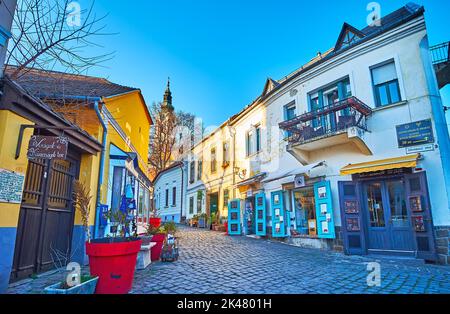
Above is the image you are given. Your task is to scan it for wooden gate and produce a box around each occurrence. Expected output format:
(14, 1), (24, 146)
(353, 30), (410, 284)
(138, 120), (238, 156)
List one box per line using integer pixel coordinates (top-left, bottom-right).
(11, 154), (80, 281)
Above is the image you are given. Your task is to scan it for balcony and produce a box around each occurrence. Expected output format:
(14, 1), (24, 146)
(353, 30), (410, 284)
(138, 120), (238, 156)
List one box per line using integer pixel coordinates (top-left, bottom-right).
(430, 41), (450, 89)
(279, 96), (373, 164)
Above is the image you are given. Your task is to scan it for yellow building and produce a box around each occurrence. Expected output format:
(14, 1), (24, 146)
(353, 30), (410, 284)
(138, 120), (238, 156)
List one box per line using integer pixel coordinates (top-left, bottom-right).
(0, 67), (152, 289)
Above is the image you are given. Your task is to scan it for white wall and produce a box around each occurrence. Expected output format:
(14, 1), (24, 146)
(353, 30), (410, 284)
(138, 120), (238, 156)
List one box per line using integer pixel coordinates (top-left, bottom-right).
(153, 166), (184, 222)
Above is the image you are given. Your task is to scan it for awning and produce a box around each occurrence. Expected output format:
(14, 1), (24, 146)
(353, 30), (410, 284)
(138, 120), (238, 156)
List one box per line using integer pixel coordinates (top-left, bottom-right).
(236, 172), (267, 187)
(340, 154), (420, 176)
(262, 161), (326, 184)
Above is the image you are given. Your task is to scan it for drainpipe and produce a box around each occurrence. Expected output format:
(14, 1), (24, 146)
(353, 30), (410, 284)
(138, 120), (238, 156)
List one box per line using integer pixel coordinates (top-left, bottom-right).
(93, 100), (108, 239)
(420, 36), (450, 210)
(227, 121), (237, 199)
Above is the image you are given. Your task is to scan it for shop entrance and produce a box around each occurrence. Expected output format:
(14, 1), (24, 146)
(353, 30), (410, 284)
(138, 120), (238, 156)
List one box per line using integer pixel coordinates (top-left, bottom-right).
(209, 192), (219, 216)
(244, 197), (255, 235)
(11, 155), (80, 281)
(364, 179), (415, 254)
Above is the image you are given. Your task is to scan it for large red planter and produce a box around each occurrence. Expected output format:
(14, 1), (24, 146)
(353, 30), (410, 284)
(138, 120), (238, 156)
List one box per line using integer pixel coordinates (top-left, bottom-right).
(86, 238), (142, 294)
(149, 218), (162, 228)
(150, 233), (166, 262)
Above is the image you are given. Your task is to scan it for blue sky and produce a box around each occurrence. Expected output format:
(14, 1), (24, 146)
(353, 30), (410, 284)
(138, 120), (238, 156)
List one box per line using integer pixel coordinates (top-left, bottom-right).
(82, 0), (450, 127)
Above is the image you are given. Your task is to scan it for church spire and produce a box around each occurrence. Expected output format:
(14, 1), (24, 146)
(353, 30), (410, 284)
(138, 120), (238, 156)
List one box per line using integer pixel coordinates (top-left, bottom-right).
(162, 77), (174, 111)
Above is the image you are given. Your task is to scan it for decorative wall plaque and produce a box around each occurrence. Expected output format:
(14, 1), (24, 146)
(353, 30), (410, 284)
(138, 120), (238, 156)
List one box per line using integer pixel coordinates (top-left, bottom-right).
(0, 169), (25, 204)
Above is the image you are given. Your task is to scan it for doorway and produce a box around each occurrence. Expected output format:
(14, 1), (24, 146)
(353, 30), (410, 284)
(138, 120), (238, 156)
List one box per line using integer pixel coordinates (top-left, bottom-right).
(11, 154), (80, 281)
(364, 179), (415, 255)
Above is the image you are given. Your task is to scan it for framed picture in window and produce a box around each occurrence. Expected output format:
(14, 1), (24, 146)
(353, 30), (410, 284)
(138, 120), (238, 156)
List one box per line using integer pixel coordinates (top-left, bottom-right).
(344, 200), (359, 214)
(346, 218), (360, 232)
(410, 196), (423, 212)
(231, 212), (238, 220)
(318, 187), (327, 199)
(273, 194), (280, 205)
(412, 216), (426, 232)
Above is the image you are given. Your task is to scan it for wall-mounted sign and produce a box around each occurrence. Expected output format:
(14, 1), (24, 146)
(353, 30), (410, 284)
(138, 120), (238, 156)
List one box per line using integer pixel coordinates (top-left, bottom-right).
(353, 167), (412, 180)
(412, 216), (426, 232)
(27, 135), (69, 160)
(99, 204), (109, 227)
(396, 119), (434, 148)
(0, 169), (25, 204)
(406, 144), (435, 155)
(410, 196), (424, 213)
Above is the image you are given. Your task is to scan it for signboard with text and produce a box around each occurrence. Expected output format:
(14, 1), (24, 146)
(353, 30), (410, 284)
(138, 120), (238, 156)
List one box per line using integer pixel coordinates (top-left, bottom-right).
(396, 119), (434, 148)
(27, 135), (69, 160)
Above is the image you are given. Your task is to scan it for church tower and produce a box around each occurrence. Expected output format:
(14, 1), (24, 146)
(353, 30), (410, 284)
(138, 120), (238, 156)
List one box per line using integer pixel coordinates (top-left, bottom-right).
(162, 78), (174, 112)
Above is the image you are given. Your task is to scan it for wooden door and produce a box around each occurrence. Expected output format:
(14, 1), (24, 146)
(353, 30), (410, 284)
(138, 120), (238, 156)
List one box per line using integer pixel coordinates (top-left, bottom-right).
(11, 155), (79, 281)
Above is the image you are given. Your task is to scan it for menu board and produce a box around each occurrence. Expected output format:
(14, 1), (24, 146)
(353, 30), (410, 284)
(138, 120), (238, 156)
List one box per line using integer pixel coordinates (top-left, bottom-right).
(0, 169), (25, 204)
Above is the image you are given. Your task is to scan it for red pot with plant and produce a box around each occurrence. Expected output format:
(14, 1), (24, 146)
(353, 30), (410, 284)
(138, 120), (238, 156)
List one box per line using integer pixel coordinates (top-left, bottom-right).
(86, 237), (141, 294)
(73, 181), (141, 295)
(150, 233), (166, 261)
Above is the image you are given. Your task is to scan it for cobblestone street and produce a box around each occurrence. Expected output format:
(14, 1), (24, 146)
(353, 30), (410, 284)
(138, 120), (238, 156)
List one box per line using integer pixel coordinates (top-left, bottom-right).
(6, 226), (450, 294)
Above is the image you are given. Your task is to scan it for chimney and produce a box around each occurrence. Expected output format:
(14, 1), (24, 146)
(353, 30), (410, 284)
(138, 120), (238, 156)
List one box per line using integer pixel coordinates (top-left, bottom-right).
(0, 0), (17, 78)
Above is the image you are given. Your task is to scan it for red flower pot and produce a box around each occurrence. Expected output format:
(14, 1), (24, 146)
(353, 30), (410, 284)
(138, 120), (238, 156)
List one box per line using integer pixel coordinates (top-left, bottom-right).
(86, 238), (142, 294)
(150, 233), (166, 262)
(149, 218), (162, 228)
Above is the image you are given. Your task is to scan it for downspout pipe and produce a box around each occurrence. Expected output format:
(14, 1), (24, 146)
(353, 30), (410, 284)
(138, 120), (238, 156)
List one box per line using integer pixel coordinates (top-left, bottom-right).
(420, 36), (450, 211)
(93, 99), (108, 239)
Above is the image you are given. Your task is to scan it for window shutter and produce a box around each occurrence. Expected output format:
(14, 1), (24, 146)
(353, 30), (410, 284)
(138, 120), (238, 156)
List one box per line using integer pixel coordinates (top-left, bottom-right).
(314, 181), (336, 239)
(372, 61), (398, 85)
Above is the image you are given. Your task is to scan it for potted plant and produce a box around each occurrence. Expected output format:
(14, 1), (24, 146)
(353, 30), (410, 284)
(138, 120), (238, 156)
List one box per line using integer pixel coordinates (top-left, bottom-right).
(83, 186), (141, 295)
(44, 180), (100, 294)
(209, 212), (220, 231)
(146, 224), (166, 262)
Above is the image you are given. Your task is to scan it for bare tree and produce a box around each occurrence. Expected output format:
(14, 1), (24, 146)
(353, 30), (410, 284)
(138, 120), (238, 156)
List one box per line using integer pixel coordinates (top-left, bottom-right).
(5, 0), (114, 79)
(148, 104), (200, 178)
(148, 102), (178, 178)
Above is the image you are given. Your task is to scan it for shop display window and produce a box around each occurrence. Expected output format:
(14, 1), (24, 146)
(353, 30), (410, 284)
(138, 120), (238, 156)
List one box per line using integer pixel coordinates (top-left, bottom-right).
(292, 187), (317, 236)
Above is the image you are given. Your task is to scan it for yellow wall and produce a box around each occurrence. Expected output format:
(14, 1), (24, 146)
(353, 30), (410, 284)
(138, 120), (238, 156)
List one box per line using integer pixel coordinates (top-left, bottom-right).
(104, 91), (151, 172)
(0, 110), (34, 228)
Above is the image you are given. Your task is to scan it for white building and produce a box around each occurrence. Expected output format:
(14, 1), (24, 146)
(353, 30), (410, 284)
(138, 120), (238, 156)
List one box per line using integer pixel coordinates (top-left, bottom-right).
(196, 3), (450, 264)
(153, 161), (187, 223)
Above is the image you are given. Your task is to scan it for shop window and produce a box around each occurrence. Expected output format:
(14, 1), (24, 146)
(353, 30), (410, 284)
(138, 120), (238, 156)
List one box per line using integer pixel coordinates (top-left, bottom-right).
(292, 187), (317, 236)
(371, 61), (401, 107)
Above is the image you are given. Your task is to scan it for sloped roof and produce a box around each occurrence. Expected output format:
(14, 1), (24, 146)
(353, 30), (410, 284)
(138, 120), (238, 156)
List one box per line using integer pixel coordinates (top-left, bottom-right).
(5, 65), (139, 99)
(153, 161), (185, 184)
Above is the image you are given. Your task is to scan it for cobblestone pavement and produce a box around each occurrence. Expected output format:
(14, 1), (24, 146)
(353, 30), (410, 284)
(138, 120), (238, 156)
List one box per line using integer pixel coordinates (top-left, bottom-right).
(6, 226), (450, 294)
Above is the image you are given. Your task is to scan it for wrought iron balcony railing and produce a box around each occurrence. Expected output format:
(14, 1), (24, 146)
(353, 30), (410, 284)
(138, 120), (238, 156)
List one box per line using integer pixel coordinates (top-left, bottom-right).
(279, 96), (372, 145)
(430, 41), (450, 65)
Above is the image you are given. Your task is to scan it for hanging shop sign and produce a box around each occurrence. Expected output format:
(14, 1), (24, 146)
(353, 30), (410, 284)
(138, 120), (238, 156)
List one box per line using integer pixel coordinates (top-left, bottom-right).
(0, 169), (25, 204)
(27, 135), (69, 160)
(396, 119), (434, 148)
(294, 175), (306, 188)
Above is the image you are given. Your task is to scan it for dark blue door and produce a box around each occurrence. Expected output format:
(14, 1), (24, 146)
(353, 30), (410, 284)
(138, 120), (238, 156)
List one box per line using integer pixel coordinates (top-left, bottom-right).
(228, 199), (241, 236)
(364, 180), (415, 254)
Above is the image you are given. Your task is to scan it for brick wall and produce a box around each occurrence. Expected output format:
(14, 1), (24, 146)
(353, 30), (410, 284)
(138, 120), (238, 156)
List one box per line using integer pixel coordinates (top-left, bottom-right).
(435, 226), (450, 265)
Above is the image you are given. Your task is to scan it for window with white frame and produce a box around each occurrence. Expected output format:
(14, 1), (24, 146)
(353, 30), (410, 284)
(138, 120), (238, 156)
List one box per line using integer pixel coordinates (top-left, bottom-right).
(371, 60), (401, 107)
(189, 196), (194, 214)
(246, 125), (262, 157)
(197, 158), (203, 181)
(189, 160), (195, 184)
